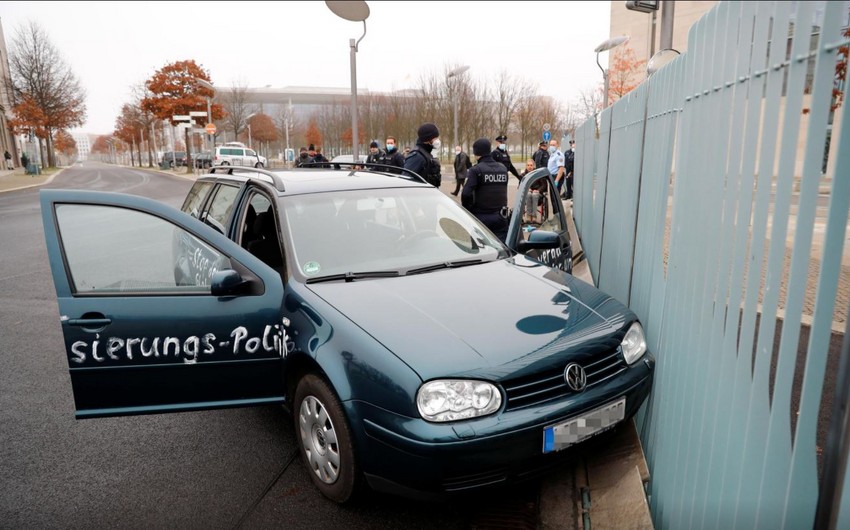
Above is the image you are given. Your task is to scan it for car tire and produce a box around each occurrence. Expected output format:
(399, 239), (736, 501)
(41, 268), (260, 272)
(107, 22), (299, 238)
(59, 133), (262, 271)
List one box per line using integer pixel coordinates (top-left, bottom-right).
(221, 161), (230, 166)
(255, 162), (264, 168)
(294, 374), (359, 503)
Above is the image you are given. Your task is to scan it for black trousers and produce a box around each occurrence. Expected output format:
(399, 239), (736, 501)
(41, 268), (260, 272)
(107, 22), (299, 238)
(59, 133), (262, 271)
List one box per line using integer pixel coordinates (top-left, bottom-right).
(452, 178), (465, 195)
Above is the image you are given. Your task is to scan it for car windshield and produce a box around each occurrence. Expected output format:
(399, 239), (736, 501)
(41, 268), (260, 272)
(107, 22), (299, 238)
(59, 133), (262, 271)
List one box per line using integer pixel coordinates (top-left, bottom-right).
(282, 187), (508, 279)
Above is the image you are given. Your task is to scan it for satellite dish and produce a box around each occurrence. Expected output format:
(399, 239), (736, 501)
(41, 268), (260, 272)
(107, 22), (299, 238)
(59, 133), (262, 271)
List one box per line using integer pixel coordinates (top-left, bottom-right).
(326, 1), (370, 22)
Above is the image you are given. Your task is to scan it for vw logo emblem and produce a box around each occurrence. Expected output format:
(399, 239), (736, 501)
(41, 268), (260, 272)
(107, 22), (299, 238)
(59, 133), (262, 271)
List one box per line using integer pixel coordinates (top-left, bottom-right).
(564, 363), (587, 392)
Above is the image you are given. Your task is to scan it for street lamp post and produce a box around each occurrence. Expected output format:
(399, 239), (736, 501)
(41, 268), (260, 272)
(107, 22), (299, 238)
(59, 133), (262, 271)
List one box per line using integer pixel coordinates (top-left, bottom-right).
(326, 1), (370, 162)
(196, 78), (215, 155)
(594, 35), (629, 109)
(245, 112), (256, 150)
(447, 65), (470, 151)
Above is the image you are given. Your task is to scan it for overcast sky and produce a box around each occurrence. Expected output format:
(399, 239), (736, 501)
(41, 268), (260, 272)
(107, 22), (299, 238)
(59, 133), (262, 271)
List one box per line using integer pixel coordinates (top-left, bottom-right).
(0, 1), (612, 135)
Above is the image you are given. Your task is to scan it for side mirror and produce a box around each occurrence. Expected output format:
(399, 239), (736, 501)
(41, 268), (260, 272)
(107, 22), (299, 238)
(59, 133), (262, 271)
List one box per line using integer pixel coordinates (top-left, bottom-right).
(210, 269), (249, 297)
(517, 230), (560, 253)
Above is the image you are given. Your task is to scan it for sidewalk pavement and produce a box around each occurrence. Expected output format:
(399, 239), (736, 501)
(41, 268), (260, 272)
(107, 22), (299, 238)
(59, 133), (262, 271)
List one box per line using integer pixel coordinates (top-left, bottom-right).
(0, 166), (63, 193)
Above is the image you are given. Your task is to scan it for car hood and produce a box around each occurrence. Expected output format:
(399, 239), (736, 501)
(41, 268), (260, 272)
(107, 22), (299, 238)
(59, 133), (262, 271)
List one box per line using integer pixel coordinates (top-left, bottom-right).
(307, 258), (632, 381)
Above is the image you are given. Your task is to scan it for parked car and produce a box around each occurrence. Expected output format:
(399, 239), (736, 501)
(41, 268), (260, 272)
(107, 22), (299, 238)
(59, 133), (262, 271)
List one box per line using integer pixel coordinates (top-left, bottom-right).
(192, 151), (212, 169)
(39, 166), (654, 503)
(161, 151), (186, 167)
(213, 142), (267, 168)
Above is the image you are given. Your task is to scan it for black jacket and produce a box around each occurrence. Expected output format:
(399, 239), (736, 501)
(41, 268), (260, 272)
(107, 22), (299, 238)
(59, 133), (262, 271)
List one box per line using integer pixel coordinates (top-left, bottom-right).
(404, 142), (441, 186)
(564, 149), (575, 175)
(366, 150), (384, 165)
(532, 148), (549, 170)
(453, 151), (472, 180)
(461, 154), (509, 214)
(491, 148), (520, 180)
(370, 148), (404, 173)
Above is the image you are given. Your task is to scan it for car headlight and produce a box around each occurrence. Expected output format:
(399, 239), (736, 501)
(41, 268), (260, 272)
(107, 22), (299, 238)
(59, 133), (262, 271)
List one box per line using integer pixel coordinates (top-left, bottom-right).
(416, 379), (502, 422)
(621, 322), (647, 365)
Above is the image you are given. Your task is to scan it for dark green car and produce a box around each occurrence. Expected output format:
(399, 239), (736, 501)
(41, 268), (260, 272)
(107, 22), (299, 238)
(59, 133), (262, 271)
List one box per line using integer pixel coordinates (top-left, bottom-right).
(40, 165), (653, 502)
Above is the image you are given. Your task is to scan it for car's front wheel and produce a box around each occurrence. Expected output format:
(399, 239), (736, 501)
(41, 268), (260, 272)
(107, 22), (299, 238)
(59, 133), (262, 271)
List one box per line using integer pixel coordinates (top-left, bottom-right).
(255, 162), (264, 168)
(294, 374), (359, 503)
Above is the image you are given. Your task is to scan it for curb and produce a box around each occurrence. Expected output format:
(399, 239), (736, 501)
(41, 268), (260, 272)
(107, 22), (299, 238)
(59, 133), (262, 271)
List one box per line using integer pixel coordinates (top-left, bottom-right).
(0, 167), (65, 194)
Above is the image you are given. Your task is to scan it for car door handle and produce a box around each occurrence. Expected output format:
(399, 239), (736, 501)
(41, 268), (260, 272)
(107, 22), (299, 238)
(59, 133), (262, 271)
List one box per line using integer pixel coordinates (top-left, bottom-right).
(67, 316), (112, 328)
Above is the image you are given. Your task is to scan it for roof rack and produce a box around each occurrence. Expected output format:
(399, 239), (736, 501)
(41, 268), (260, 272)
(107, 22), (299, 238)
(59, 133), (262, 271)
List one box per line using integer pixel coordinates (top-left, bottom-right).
(298, 161), (428, 185)
(207, 165), (286, 191)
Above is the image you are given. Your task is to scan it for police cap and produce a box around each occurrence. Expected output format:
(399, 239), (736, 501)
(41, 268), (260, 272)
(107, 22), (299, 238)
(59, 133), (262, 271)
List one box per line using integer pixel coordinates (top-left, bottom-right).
(495, 134), (507, 142)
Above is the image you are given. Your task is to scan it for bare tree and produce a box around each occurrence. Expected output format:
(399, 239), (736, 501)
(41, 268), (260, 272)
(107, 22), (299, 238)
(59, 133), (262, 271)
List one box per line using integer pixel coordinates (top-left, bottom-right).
(493, 70), (521, 137)
(274, 103), (297, 155)
(222, 79), (253, 143)
(9, 21), (86, 168)
(513, 82), (542, 158)
(575, 85), (602, 123)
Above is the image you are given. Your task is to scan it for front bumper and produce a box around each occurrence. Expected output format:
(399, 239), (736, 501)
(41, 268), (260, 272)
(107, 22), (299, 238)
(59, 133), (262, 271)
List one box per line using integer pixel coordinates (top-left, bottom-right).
(346, 354), (654, 499)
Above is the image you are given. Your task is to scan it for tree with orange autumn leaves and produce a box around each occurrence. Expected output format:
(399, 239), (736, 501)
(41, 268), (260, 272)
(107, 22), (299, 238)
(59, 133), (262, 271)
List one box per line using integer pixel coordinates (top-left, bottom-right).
(245, 113), (277, 144)
(53, 130), (76, 159)
(9, 22), (86, 167)
(305, 118), (322, 148)
(606, 47), (646, 105)
(141, 60), (225, 160)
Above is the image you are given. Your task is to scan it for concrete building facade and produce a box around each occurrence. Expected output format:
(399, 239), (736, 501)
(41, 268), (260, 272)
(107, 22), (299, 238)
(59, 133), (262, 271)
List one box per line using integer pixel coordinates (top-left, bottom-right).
(0, 19), (19, 167)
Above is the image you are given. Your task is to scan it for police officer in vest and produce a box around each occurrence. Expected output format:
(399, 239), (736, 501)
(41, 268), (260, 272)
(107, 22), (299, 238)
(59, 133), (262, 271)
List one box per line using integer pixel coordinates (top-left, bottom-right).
(491, 134), (520, 181)
(462, 138), (510, 242)
(404, 123), (442, 187)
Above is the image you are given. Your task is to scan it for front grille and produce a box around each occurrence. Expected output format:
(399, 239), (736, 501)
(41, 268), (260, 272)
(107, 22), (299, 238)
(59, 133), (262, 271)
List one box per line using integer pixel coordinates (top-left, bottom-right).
(502, 349), (627, 411)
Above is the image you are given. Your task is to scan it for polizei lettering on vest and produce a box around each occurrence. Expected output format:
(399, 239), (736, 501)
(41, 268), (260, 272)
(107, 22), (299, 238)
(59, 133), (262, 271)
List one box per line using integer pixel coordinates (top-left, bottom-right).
(483, 174), (508, 183)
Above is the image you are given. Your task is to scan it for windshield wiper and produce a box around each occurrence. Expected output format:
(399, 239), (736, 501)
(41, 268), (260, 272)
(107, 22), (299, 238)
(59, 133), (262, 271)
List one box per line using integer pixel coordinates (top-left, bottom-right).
(306, 270), (401, 284)
(405, 258), (489, 276)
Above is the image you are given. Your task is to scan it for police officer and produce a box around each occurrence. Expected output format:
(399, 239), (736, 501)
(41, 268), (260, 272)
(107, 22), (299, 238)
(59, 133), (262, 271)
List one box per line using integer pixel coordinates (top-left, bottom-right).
(462, 138), (510, 242)
(366, 141), (383, 166)
(404, 123), (442, 187)
(491, 134), (520, 181)
(381, 136), (405, 173)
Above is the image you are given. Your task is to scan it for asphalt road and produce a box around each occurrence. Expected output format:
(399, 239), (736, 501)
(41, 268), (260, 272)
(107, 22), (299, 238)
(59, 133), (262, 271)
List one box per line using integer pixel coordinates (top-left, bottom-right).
(0, 162), (546, 529)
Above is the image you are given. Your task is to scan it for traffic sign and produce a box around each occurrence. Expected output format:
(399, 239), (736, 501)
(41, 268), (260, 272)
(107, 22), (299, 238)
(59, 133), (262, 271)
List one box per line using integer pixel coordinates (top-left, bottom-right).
(189, 111), (207, 117)
(205, 123), (217, 135)
(543, 130), (552, 142)
(172, 115), (191, 121)
(543, 123), (551, 132)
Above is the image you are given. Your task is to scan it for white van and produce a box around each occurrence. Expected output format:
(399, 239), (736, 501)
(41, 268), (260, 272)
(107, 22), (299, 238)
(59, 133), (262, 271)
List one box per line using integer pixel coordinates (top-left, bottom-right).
(213, 142), (267, 168)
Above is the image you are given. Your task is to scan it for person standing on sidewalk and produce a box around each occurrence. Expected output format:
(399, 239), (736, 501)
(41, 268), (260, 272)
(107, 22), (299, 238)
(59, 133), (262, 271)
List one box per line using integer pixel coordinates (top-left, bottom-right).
(462, 138), (510, 242)
(547, 139), (565, 194)
(404, 123), (442, 187)
(380, 136), (405, 173)
(532, 141), (549, 169)
(563, 140), (575, 200)
(491, 134), (520, 182)
(366, 141), (384, 166)
(4, 150), (13, 170)
(451, 145), (471, 196)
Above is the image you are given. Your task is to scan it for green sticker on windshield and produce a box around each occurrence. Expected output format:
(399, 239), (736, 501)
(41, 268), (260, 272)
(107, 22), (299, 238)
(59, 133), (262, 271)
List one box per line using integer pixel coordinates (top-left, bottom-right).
(303, 261), (321, 275)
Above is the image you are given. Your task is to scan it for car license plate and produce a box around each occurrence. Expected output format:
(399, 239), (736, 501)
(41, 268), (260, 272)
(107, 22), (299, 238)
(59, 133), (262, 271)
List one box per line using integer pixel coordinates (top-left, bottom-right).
(542, 397), (626, 454)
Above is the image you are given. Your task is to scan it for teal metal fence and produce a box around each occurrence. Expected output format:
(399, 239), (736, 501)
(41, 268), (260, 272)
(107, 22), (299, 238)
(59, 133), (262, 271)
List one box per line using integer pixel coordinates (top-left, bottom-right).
(572, 1), (850, 527)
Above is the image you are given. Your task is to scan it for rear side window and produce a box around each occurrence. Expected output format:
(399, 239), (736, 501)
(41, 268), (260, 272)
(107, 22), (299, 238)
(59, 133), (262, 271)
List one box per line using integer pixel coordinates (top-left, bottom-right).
(204, 184), (240, 234)
(181, 181), (213, 218)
